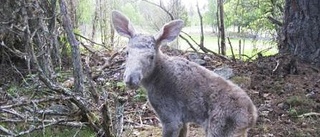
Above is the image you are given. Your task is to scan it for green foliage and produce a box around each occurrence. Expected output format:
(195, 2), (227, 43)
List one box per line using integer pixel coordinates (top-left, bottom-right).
(288, 108), (298, 117)
(77, 0), (94, 24)
(203, 0), (217, 28)
(116, 81), (126, 91)
(120, 3), (144, 24)
(7, 85), (19, 95)
(223, 0), (284, 33)
(134, 88), (147, 102)
(59, 35), (72, 59)
(285, 96), (315, 117)
(285, 96), (307, 107)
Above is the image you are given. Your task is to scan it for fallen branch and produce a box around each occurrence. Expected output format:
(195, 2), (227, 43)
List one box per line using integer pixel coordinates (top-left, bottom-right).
(1, 118), (85, 127)
(0, 125), (15, 136)
(298, 112), (320, 118)
(242, 47), (273, 61)
(15, 119), (76, 137)
(0, 96), (72, 109)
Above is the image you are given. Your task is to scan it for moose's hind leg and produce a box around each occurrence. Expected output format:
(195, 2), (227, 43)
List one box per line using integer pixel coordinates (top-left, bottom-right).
(162, 121), (185, 137)
(206, 116), (235, 137)
(178, 124), (188, 137)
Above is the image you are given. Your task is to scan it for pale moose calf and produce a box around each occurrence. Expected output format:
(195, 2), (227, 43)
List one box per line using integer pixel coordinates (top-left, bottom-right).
(112, 10), (258, 137)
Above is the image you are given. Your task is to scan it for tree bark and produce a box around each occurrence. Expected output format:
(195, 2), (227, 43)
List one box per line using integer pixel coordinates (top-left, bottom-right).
(218, 0), (226, 55)
(59, 0), (84, 93)
(280, 0), (320, 65)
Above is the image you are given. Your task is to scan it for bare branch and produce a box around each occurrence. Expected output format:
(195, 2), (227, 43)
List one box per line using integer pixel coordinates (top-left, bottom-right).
(196, 2), (204, 48)
(267, 16), (283, 26)
(227, 37), (236, 61)
(74, 32), (105, 47)
(141, 0), (174, 20)
(0, 96), (72, 109)
(298, 112), (320, 118)
(0, 125), (15, 136)
(15, 119), (79, 137)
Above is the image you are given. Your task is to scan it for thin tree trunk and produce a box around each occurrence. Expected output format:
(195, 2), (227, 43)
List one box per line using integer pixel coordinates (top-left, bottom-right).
(238, 26), (241, 59)
(216, 0), (220, 54)
(218, 0), (226, 55)
(109, 0), (115, 47)
(59, 0), (84, 93)
(91, 0), (99, 47)
(49, 0), (62, 70)
(196, 2), (205, 51)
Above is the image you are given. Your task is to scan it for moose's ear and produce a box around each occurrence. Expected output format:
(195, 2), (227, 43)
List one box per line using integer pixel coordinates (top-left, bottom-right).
(111, 10), (136, 38)
(155, 20), (184, 45)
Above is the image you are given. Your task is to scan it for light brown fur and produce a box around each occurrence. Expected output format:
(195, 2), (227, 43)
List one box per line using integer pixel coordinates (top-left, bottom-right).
(112, 10), (258, 137)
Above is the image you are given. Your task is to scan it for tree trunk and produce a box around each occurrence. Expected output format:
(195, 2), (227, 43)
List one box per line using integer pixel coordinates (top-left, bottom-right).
(218, 0), (226, 55)
(91, 0), (99, 47)
(59, 0), (84, 93)
(280, 0), (320, 65)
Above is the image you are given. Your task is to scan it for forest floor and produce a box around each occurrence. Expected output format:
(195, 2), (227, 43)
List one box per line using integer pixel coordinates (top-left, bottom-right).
(0, 46), (319, 137)
(118, 46), (320, 137)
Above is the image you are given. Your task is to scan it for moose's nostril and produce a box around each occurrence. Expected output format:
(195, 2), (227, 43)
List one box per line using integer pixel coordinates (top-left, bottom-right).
(124, 72), (141, 89)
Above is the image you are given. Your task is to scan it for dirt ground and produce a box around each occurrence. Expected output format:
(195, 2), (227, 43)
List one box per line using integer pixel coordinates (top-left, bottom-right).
(120, 47), (320, 137)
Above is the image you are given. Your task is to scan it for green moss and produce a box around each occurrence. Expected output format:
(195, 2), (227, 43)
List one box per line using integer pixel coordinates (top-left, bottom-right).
(285, 96), (311, 107)
(230, 76), (251, 88)
(21, 126), (95, 137)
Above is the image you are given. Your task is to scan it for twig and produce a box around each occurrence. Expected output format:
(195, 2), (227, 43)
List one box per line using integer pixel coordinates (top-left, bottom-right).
(178, 34), (198, 52)
(227, 37), (236, 61)
(272, 60), (280, 72)
(0, 125), (15, 136)
(0, 96), (72, 109)
(38, 73), (101, 134)
(14, 119), (77, 136)
(80, 41), (96, 54)
(141, 0), (174, 20)
(100, 52), (119, 70)
(267, 16), (283, 26)
(2, 50), (29, 85)
(141, 0), (199, 53)
(1, 109), (25, 119)
(1, 118), (85, 127)
(243, 47), (273, 60)
(73, 124), (83, 137)
(74, 33), (104, 46)
(298, 112), (320, 118)
(142, 0), (231, 62)
(180, 31), (199, 46)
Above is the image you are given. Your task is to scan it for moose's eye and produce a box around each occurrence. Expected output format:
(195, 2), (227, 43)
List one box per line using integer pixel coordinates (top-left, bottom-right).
(126, 51), (129, 56)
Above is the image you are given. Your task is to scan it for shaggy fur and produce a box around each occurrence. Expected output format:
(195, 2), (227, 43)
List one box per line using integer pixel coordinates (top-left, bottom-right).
(112, 10), (258, 137)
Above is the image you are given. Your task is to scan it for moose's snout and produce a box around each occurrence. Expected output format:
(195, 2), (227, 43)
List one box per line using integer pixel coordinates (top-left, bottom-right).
(124, 72), (142, 89)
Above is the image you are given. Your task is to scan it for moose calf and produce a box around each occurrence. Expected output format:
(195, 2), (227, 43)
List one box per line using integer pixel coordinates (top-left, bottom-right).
(112, 10), (258, 137)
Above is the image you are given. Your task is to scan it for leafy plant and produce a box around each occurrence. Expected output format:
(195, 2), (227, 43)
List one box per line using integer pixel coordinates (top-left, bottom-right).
(134, 88), (147, 102)
(116, 81), (126, 91)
